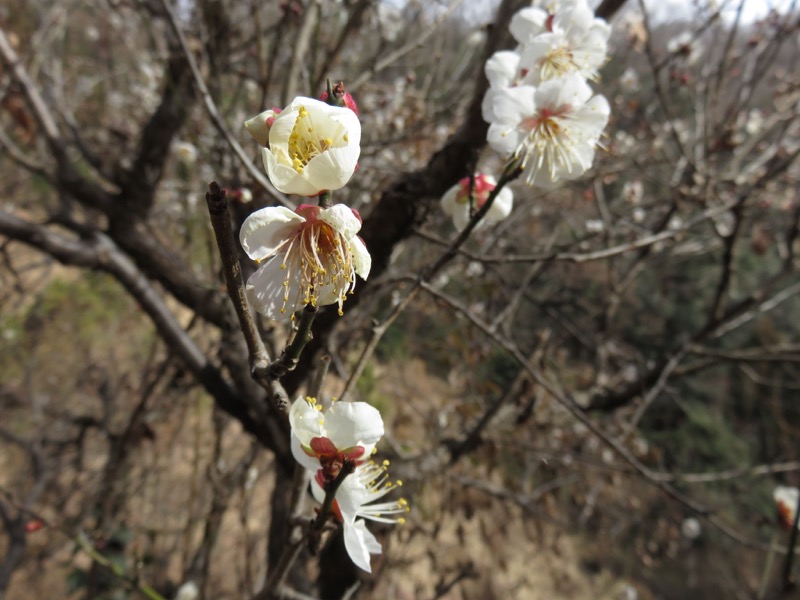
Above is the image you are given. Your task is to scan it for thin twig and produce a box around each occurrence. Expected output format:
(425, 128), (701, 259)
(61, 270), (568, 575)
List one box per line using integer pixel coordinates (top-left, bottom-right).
(339, 161), (521, 401)
(159, 0), (292, 208)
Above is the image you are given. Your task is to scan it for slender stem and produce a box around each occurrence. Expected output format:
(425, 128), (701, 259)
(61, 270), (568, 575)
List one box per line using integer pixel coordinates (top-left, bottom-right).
(759, 530), (778, 600)
(339, 160), (521, 401)
(205, 182), (272, 382)
(265, 305), (317, 381)
(309, 461), (356, 555)
(159, 0), (292, 207)
(74, 531), (167, 600)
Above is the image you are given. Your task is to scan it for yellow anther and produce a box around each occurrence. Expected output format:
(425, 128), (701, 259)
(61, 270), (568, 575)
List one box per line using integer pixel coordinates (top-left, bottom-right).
(396, 480), (403, 486)
(382, 460), (390, 466)
(397, 518), (406, 525)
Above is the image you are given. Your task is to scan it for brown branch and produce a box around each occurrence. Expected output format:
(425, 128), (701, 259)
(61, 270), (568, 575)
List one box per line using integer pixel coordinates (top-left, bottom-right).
(0, 212), (291, 466)
(205, 183), (272, 374)
(159, 0), (292, 208)
(413, 279), (778, 552)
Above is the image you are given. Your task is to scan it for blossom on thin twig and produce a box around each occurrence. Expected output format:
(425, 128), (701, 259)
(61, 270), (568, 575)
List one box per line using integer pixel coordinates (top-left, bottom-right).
(774, 486), (800, 531)
(240, 203), (371, 320)
(289, 396), (384, 481)
(311, 460), (408, 572)
(440, 173), (513, 231)
(487, 73), (610, 188)
(244, 96), (360, 196)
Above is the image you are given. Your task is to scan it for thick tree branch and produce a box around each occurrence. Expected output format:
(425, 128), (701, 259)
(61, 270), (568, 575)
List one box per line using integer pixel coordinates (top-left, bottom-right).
(0, 212), (290, 467)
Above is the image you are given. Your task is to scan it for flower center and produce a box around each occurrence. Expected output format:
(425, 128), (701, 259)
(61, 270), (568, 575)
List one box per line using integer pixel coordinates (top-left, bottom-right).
(288, 106), (344, 173)
(278, 206), (358, 317)
(517, 106), (581, 184)
(539, 46), (578, 81)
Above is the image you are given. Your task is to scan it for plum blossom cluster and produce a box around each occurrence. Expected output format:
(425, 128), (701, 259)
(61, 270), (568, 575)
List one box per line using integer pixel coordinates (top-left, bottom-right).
(483, 0), (611, 188)
(290, 397), (408, 572)
(242, 92), (369, 320)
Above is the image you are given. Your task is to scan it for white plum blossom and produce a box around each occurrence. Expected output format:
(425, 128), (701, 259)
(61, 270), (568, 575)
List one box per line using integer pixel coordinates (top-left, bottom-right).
(289, 396), (384, 476)
(245, 97), (360, 196)
(311, 460), (408, 572)
(619, 67), (640, 93)
(240, 203), (371, 320)
(288, 397), (407, 573)
(774, 486), (800, 530)
(622, 180), (643, 205)
(681, 517), (702, 540)
(173, 141), (198, 165)
(585, 218), (604, 233)
(173, 581), (199, 600)
(667, 31), (703, 65)
(440, 173), (513, 231)
(517, 0), (611, 84)
(487, 73), (610, 188)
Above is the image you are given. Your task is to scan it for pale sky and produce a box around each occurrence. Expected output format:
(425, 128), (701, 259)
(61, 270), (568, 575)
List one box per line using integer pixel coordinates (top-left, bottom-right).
(641, 0), (796, 23)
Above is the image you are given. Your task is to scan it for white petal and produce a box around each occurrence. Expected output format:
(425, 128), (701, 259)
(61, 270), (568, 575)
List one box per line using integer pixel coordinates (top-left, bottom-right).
(487, 122), (523, 156)
(343, 519), (381, 573)
(304, 144), (360, 192)
(335, 478), (370, 523)
(291, 433), (324, 472)
(310, 474), (326, 504)
(239, 206), (303, 261)
(484, 51), (521, 88)
(481, 89), (499, 124)
(485, 187), (514, 223)
(440, 183), (460, 217)
(245, 256), (306, 320)
(266, 109), (299, 154)
(573, 94), (611, 137)
(327, 106), (362, 147)
(289, 396), (325, 444)
(509, 7), (548, 43)
(350, 236), (372, 280)
(558, 0), (595, 37)
(534, 73), (591, 111)
(263, 148), (323, 197)
(318, 204), (362, 239)
(244, 109), (277, 146)
(324, 401), (384, 453)
(492, 85), (537, 126)
(451, 203), (472, 231)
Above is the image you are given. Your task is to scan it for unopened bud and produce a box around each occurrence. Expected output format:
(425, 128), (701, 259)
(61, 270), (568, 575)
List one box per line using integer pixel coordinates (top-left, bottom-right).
(320, 81), (359, 115)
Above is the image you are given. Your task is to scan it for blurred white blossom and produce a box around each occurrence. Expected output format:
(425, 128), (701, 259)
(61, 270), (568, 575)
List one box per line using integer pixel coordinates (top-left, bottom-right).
(440, 173), (513, 231)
